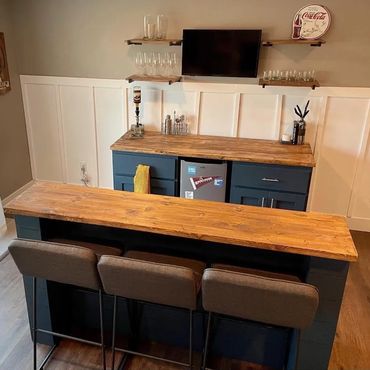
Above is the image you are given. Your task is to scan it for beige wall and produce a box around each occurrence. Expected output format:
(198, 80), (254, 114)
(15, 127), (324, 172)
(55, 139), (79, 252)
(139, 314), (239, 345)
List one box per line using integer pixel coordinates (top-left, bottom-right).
(7, 0), (370, 87)
(0, 0), (369, 198)
(0, 0), (32, 199)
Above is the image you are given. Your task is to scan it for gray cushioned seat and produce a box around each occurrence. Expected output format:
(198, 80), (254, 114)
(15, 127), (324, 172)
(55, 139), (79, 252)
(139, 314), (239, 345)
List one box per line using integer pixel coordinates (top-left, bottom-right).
(49, 238), (122, 258)
(202, 267), (319, 330)
(212, 263), (301, 282)
(9, 238), (101, 291)
(125, 250), (205, 276)
(98, 251), (206, 310)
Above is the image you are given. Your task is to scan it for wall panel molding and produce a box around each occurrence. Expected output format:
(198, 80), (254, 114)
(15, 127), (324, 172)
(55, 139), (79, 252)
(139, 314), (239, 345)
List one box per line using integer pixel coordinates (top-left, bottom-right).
(20, 75), (370, 230)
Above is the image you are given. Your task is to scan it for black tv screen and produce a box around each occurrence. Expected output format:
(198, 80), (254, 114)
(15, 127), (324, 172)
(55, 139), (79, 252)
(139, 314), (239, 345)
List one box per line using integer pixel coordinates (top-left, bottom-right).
(182, 29), (262, 78)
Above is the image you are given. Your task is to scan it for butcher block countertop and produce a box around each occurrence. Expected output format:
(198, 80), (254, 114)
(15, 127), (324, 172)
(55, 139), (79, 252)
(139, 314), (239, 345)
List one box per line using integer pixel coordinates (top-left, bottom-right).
(5, 182), (357, 262)
(111, 131), (316, 168)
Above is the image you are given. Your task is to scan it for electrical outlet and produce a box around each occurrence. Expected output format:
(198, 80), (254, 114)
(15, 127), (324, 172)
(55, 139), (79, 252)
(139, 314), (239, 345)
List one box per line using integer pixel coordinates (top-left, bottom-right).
(80, 162), (89, 185)
(80, 161), (87, 175)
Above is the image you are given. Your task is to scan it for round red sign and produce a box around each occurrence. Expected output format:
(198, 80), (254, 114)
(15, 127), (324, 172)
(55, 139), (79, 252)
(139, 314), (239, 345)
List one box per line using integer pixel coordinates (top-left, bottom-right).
(292, 4), (331, 40)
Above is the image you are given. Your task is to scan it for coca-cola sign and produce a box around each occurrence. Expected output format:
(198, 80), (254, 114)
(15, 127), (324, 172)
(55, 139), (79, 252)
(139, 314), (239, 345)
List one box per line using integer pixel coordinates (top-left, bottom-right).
(292, 4), (331, 40)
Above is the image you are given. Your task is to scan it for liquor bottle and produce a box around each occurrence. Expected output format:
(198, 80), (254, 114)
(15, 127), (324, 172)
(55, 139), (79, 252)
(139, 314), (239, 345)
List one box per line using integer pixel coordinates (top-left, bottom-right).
(292, 121), (300, 145)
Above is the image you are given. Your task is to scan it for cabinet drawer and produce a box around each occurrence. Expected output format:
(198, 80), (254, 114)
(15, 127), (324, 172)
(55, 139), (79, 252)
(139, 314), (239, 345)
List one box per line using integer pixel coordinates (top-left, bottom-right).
(114, 175), (177, 196)
(231, 162), (311, 194)
(113, 151), (177, 180)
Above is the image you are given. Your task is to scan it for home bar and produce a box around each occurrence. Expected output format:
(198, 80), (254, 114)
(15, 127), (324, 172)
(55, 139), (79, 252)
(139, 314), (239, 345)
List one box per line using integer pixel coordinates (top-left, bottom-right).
(5, 177), (357, 370)
(2, 2), (370, 370)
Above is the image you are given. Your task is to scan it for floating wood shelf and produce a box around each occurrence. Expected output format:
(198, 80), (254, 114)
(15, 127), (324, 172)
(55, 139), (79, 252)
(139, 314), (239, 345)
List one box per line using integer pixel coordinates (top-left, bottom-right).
(126, 38), (182, 46)
(126, 74), (182, 85)
(262, 39), (326, 47)
(259, 78), (320, 90)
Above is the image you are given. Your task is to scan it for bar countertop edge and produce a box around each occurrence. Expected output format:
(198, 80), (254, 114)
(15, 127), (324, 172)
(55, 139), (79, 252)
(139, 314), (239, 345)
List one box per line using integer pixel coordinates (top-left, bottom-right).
(4, 182), (357, 262)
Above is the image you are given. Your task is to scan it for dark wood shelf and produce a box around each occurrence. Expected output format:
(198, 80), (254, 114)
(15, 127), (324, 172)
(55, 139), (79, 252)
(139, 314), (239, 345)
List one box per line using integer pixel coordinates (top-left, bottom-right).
(126, 38), (182, 46)
(126, 74), (182, 85)
(262, 39), (326, 47)
(259, 78), (320, 90)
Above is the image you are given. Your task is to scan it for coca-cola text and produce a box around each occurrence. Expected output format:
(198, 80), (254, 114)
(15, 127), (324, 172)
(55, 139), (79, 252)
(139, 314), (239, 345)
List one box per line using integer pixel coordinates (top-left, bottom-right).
(302, 12), (327, 20)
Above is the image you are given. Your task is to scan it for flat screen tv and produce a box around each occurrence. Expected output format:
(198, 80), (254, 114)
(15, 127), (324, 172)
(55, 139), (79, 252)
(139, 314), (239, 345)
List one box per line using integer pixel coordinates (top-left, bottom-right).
(182, 29), (262, 78)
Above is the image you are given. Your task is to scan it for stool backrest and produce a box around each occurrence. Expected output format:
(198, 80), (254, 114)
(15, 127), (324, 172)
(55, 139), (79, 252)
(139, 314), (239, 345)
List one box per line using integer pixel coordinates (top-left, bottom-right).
(9, 239), (101, 291)
(202, 268), (319, 329)
(98, 255), (198, 310)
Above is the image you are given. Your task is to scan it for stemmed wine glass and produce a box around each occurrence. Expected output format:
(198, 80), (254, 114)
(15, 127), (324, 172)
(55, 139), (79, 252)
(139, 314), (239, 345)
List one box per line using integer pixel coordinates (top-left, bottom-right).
(135, 52), (144, 75)
(171, 53), (179, 76)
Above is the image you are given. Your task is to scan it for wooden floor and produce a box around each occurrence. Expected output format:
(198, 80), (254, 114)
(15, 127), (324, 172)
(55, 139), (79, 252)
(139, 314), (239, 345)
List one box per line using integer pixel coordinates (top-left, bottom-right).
(0, 230), (369, 370)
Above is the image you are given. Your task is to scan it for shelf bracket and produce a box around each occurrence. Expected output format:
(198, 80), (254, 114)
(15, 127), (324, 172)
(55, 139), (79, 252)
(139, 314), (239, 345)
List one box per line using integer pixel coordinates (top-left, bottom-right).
(126, 40), (142, 46)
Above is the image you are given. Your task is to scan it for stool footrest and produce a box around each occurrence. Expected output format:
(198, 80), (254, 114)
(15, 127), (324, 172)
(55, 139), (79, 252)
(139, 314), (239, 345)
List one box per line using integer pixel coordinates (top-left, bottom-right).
(114, 346), (190, 367)
(37, 328), (103, 348)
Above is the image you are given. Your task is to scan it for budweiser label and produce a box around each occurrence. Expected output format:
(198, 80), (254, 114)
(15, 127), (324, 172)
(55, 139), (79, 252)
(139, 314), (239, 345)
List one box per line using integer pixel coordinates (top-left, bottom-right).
(291, 5), (331, 40)
(190, 176), (221, 190)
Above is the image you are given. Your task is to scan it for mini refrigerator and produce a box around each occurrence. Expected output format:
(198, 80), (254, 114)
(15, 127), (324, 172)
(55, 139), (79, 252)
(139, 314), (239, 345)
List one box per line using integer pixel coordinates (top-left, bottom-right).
(180, 160), (227, 202)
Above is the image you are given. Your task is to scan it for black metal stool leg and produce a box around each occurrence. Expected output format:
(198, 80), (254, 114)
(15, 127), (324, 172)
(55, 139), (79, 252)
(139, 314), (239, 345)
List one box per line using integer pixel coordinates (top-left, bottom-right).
(112, 295), (117, 370)
(99, 290), (106, 370)
(202, 312), (212, 370)
(32, 277), (37, 370)
(189, 310), (193, 369)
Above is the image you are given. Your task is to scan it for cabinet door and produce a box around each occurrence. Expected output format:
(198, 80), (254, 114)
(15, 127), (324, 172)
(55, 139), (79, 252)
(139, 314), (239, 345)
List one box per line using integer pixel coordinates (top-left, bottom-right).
(151, 179), (177, 196)
(230, 187), (269, 207)
(114, 175), (176, 196)
(114, 175), (134, 192)
(268, 191), (307, 211)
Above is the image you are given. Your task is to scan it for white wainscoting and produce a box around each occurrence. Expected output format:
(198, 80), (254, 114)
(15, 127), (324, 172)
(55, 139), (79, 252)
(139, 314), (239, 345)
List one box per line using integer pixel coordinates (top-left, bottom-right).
(20, 75), (370, 231)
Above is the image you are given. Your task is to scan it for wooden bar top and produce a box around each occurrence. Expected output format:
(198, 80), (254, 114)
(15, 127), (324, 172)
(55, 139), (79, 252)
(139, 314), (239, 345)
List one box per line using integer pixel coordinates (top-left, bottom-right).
(5, 182), (357, 262)
(111, 131), (316, 168)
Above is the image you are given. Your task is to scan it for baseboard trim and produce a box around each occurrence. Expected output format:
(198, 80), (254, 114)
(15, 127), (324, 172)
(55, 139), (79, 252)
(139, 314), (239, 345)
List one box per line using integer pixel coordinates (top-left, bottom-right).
(2, 180), (35, 206)
(347, 217), (370, 232)
(0, 224), (6, 235)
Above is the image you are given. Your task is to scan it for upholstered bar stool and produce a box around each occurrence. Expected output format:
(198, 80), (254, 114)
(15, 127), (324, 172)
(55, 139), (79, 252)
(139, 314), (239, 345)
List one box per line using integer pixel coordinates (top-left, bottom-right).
(201, 264), (319, 370)
(9, 239), (107, 370)
(98, 250), (206, 369)
(48, 238), (122, 258)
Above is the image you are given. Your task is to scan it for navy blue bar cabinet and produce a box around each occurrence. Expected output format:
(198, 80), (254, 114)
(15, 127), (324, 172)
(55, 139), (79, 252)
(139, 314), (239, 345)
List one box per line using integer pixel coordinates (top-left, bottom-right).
(111, 131), (315, 211)
(6, 180), (357, 370)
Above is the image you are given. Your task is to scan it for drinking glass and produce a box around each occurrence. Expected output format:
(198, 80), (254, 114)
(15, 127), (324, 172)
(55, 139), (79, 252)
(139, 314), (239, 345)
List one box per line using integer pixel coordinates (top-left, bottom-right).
(135, 52), (144, 75)
(156, 15), (168, 40)
(156, 52), (164, 76)
(163, 52), (171, 76)
(145, 52), (155, 75)
(143, 52), (151, 75)
(170, 53), (179, 75)
(152, 53), (159, 76)
(144, 15), (156, 39)
(309, 70), (315, 82)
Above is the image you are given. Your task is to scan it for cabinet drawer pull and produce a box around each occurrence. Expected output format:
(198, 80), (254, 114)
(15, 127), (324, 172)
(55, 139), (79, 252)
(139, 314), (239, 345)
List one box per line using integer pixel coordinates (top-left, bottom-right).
(261, 197), (266, 207)
(270, 198), (275, 208)
(262, 177), (280, 182)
